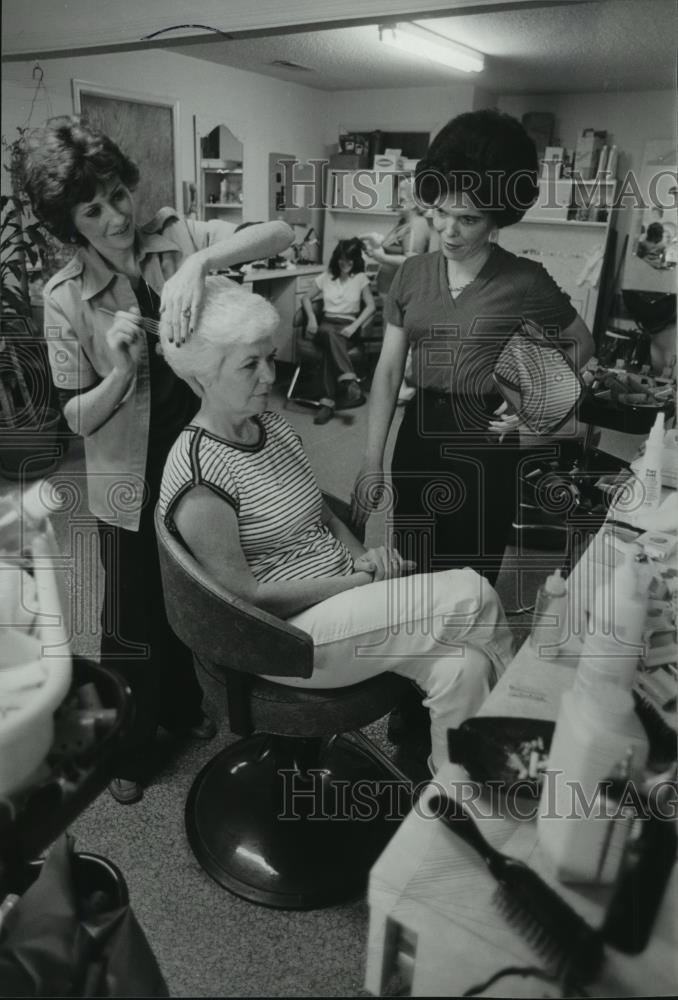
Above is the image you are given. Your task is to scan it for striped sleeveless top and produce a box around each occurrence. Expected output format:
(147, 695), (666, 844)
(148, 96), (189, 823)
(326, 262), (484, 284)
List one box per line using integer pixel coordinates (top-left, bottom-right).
(159, 410), (354, 584)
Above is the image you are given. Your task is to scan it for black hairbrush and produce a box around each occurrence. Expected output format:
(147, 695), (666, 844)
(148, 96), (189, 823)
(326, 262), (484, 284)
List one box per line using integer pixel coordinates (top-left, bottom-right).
(428, 793), (604, 983)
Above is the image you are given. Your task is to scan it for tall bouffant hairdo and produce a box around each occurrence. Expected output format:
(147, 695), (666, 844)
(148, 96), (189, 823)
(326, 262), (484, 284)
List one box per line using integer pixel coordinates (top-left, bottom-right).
(414, 109), (539, 228)
(23, 116), (140, 244)
(328, 237), (366, 279)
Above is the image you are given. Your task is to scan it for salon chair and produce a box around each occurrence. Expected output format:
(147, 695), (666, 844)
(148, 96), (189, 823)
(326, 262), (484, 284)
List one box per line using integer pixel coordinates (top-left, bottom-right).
(155, 496), (411, 909)
(285, 299), (382, 408)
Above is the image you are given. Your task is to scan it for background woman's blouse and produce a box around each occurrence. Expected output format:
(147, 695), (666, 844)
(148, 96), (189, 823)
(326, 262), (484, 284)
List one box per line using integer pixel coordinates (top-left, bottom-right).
(314, 271), (370, 316)
(159, 411), (354, 583)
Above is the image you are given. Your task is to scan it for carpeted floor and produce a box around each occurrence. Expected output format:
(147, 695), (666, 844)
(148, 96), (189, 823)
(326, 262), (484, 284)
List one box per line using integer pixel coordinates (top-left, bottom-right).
(10, 382), (560, 998)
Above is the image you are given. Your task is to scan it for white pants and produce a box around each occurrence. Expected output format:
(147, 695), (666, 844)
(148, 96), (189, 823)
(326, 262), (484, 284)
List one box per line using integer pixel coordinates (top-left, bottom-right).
(269, 569), (514, 771)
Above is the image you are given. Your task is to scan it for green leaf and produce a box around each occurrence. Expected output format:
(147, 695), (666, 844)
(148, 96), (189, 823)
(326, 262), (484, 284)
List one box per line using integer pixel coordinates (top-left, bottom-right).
(1, 285), (30, 315)
(2, 215), (21, 228)
(4, 261), (23, 279)
(25, 225), (48, 249)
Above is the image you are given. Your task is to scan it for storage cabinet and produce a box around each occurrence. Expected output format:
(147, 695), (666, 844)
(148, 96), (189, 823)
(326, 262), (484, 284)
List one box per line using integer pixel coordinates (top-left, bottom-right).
(197, 124), (244, 226)
(200, 165), (243, 226)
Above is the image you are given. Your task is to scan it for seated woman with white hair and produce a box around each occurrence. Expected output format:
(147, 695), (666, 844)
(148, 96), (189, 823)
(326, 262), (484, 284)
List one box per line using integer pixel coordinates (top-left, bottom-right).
(158, 278), (514, 774)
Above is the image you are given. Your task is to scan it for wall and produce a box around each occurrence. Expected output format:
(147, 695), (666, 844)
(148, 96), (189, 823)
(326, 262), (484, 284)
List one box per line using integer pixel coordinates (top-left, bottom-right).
(498, 90), (677, 287)
(325, 83), (481, 148)
(2, 49), (328, 222)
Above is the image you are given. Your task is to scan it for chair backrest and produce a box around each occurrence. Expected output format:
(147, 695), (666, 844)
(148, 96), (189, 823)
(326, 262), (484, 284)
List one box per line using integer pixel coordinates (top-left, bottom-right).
(154, 506), (314, 679)
(294, 295), (375, 339)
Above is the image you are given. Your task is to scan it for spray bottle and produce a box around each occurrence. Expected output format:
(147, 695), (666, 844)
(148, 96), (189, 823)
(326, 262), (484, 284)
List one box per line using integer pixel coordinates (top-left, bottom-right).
(615, 411), (665, 526)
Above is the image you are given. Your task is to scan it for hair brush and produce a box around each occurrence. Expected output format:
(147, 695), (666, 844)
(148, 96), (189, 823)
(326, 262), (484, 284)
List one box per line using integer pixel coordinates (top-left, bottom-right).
(428, 793), (604, 984)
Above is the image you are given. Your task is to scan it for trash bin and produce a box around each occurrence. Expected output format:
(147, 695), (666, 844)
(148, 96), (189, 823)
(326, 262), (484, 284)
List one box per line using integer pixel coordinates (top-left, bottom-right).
(0, 836), (169, 998)
(9, 851), (129, 912)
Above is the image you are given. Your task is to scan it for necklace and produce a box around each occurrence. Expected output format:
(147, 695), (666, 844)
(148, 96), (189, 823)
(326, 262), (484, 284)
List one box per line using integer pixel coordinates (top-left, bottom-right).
(446, 243), (493, 296)
(448, 278), (472, 295)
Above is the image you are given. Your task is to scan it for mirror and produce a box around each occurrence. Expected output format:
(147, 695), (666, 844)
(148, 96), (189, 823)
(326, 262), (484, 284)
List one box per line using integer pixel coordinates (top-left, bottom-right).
(625, 138), (678, 293)
(193, 116), (244, 228)
(268, 152), (321, 263)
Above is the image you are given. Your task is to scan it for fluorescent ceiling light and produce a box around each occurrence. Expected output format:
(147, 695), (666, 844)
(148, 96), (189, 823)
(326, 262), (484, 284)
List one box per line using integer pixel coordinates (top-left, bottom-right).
(378, 23), (484, 74)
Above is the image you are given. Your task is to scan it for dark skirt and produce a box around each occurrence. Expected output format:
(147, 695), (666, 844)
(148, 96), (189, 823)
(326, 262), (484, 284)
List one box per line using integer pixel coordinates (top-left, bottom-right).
(390, 390), (525, 586)
(97, 460), (204, 781)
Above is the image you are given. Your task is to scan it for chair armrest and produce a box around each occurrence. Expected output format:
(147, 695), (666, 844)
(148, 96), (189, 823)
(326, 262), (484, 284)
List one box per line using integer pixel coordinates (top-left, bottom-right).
(155, 507), (314, 679)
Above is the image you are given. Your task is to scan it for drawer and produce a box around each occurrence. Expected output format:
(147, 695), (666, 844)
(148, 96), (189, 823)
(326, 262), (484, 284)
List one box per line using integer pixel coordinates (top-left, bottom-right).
(295, 274), (320, 294)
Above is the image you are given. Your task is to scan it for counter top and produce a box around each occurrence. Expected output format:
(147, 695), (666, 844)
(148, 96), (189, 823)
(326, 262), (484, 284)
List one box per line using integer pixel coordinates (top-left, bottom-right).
(241, 263), (324, 282)
(365, 509), (677, 998)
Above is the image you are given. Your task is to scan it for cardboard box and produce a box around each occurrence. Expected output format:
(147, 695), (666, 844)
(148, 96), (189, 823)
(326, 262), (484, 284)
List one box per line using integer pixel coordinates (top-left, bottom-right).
(373, 152), (404, 171)
(329, 152), (369, 170)
(523, 178), (572, 220)
(574, 129), (607, 180)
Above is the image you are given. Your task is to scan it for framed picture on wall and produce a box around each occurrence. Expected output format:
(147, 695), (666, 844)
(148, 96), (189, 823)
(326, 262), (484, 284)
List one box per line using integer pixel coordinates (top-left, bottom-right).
(72, 80), (180, 223)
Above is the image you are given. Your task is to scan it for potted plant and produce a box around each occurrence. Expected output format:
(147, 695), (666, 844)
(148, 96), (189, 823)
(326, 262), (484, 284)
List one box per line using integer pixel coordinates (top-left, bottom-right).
(1, 131), (66, 481)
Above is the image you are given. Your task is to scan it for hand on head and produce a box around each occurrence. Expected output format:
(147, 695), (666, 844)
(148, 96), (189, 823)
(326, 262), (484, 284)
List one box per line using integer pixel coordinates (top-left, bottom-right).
(160, 254), (208, 346)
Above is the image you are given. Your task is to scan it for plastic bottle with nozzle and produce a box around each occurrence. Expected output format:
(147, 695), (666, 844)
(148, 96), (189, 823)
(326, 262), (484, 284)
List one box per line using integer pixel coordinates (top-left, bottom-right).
(530, 568), (569, 659)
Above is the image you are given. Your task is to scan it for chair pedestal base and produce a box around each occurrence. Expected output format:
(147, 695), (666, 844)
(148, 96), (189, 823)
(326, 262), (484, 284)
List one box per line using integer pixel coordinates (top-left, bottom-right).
(185, 732), (408, 909)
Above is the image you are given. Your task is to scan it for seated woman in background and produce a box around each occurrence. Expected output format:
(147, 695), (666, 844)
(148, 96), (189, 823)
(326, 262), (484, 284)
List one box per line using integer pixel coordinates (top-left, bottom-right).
(300, 237), (376, 425)
(158, 279), (514, 776)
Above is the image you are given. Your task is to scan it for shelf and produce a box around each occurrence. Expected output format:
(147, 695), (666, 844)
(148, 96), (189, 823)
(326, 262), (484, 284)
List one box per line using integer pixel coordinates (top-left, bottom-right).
(330, 167), (415, 175)
(519, 217), (609, 228)
(540, 176), (616, 185)
(202, 168), (243, 174)
(329, 208), (401, 216)
(204, 203), (243, 209)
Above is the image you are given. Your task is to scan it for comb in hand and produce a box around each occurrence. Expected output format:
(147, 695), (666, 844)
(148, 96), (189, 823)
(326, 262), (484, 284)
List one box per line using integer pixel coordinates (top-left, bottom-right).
(98, 307), (160, 338)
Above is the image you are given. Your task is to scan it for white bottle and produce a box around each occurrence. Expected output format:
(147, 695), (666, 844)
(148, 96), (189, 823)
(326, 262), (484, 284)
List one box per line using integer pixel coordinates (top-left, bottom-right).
(639, 411), (665, 514)
(530, 568), (568, 659)
(616, 411), (665, 526)
(538, 685), (649, 883)
(575, 554), (648, 694)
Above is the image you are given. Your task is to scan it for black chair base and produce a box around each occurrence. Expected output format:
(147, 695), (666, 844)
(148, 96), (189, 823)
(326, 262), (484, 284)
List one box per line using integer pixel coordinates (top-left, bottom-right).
(185, 731), (409, 909)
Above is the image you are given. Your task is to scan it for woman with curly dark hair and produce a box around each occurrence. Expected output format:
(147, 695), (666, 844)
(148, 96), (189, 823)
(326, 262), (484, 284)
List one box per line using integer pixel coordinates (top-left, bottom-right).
(300, 237), (375, 425)
(351, 109), (593, 582)
(24, 116), (293, 804)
